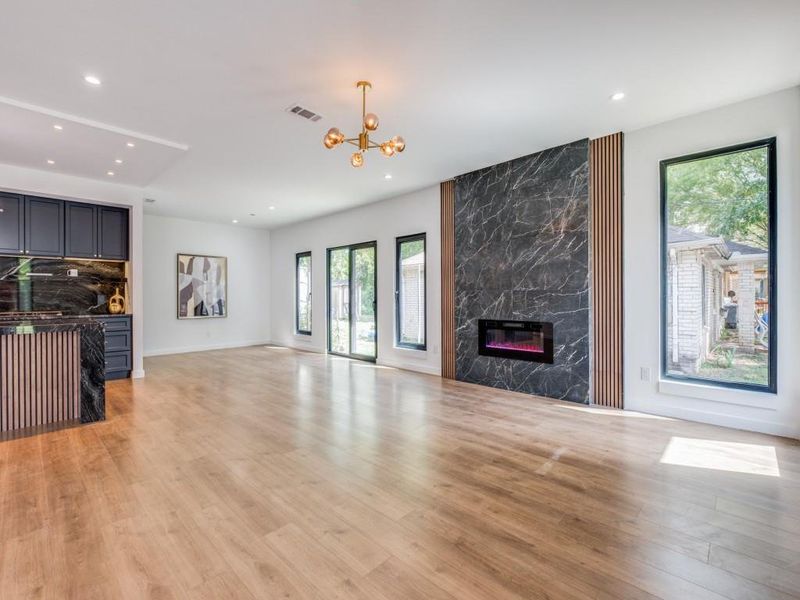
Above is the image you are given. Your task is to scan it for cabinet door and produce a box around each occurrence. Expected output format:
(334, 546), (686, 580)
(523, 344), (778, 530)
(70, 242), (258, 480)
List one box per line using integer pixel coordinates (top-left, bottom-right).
(97, 207), (129, 260)
(24, 196), (64, 257)
(0, 193), (24, 255)
(65, 202), (98, 258)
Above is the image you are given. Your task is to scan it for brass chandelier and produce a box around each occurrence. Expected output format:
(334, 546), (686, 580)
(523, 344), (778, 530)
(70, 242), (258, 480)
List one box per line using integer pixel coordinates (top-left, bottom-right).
(323, 81), (405, 167)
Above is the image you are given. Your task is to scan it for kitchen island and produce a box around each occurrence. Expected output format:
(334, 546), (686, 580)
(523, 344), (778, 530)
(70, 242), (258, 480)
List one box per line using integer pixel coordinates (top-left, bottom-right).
(0, 314), (105, 436)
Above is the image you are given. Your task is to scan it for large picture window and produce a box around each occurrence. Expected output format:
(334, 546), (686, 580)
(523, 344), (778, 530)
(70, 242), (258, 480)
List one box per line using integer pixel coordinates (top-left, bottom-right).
(296, 251), (311, 335)
(661, 138), (776, 392)
(395, 233), (426, 350)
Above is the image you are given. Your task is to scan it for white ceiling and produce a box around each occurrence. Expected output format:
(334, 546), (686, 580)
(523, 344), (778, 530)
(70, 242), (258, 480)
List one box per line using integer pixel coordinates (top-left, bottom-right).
(0, 98), (187, 186)
(0, 0), (798, 229)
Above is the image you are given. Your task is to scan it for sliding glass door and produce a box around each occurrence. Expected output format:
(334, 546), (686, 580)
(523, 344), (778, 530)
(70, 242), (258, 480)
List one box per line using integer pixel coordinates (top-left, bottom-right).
(327, 242), (377, 361)
(328, 247), (350, 354)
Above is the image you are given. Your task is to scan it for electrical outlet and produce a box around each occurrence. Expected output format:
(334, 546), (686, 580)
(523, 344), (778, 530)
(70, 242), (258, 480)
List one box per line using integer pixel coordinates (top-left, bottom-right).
(640, 366), (652, 382)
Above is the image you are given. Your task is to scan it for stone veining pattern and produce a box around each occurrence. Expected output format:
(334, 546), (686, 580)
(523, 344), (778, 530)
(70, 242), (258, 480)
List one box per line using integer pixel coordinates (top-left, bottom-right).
(454, 139), (590, 403)
(0, 257), (126, 315)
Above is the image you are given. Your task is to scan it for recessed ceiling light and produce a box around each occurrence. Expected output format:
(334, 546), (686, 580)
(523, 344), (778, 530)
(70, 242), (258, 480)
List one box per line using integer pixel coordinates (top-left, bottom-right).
(384, 174), (392, 180)
(268, 206), (276, 211)
(611, 91), (626, 101)
(107, 171), (115, 176)
(53, 124), (63, 130)
(126, 142), (135, 148)
(84, 75), (102, 86)
(249, 213), (256, 217)
(232, 219), (239, 224)
(115, 159), (123, 164)
(46, 159), (55, 165)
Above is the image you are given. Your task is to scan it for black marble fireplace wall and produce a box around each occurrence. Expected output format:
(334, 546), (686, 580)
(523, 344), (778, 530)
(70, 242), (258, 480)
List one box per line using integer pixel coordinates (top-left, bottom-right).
(454, 139), (591, 403)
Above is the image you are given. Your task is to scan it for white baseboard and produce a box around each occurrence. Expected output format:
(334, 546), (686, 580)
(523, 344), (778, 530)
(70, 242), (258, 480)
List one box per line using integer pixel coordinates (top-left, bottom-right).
(376, 358), (441, 376)
(272, 340), (441, 376)
(131, 369), (146, 379)
(143, 339), (272, 358)
(625, 400), (798, 439)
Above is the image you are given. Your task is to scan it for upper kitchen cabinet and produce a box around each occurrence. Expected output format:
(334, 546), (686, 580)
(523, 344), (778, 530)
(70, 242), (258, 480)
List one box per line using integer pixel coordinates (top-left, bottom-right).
(64, 202), (99, 258)
(0, 193), (24, 255)
(97, 206), (129, 260)
(0, 195), (129, 261)
(24, 196), (64, 257)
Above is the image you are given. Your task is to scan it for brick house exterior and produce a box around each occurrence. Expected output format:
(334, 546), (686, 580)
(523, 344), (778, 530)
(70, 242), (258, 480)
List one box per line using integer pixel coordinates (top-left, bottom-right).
(399, 250), (425, 345)
(666, 226), (768, 375)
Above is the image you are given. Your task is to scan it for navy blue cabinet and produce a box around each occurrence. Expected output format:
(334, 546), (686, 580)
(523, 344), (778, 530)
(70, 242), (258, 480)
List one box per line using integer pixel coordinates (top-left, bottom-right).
(24, 196), (65, 257)
(98, 206), (129, 260)
(65, 202), (99, 258)
(65, 202), (129, 260)
(0, 193), (24, 255)
(0, 195), (129, 261)
(97, 315), (132, 380)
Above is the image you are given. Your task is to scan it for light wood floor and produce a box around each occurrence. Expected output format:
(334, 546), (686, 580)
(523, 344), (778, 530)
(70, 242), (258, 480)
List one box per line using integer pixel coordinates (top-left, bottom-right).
(2, 346), (800, 599)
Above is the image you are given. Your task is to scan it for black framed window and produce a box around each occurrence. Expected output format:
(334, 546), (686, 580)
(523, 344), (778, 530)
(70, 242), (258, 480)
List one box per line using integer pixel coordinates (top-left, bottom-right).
(295, 251), (312, 335)
(661, 138), (776, 393)
(395, 233), (426, 350)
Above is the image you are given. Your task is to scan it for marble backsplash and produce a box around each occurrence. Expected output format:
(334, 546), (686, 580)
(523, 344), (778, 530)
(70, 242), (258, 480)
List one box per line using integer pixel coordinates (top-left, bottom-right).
(0, 257), (127, 315)
(454, 139), (591, 403)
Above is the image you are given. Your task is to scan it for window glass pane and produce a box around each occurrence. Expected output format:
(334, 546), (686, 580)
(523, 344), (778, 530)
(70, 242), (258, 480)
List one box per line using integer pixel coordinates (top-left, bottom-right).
(296, 254), (311, 333)
(398, 237), (425, 347)
(328, 248), (350, 354)
(664, 145), (771, 388)
(352, 245), (376, 357)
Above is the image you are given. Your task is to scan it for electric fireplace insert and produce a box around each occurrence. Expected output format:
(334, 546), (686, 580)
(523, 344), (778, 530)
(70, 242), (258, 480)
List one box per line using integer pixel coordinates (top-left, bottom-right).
(478, 319), (554, 363)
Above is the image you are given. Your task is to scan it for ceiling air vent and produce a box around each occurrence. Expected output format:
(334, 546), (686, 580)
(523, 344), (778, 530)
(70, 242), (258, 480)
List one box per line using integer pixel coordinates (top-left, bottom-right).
(286, 104), (323, 122)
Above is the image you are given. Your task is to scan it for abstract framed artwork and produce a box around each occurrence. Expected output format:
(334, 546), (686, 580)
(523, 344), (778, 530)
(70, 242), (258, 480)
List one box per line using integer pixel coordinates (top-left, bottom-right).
(177, 253), (228, 319)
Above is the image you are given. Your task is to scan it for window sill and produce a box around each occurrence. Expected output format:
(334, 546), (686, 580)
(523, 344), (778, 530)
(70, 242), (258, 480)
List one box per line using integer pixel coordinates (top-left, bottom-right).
(658, 378), (777, 410)
(393, 345), (427, 355)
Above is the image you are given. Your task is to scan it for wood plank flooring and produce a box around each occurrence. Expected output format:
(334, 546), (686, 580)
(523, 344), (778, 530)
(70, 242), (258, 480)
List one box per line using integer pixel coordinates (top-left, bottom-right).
(2, 345), (800, 599)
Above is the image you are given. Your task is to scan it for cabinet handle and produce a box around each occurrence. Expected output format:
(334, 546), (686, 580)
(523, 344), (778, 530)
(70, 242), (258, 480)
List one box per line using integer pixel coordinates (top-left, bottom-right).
(98, 254), (102, 258)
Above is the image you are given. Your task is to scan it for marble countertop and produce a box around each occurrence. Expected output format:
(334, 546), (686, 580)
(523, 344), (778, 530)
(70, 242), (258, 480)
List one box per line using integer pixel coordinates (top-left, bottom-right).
(0, 314), (106, 333)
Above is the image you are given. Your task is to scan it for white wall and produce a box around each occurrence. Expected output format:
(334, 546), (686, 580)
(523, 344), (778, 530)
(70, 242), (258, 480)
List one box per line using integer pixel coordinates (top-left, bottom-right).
(143, 214), (270, 356)
(624, 86), (800, 438)
(269, 185), (441, 375)
(0, 164), (146, 377)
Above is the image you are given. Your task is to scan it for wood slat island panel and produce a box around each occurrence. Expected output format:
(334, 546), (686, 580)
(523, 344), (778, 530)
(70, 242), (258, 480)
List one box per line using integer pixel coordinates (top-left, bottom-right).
(0, 330), (80, 432)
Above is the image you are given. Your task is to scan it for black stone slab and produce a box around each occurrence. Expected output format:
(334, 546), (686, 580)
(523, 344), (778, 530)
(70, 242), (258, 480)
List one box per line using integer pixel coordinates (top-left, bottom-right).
(454, 139), (591, 403)
(0, 257), (126, 315)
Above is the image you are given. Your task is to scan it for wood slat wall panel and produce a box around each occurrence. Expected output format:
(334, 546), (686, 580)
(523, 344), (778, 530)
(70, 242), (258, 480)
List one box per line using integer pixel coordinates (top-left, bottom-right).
(591, 133), (624, 408)
(440, 180), (456, 379)
(0, 331), (81, 433)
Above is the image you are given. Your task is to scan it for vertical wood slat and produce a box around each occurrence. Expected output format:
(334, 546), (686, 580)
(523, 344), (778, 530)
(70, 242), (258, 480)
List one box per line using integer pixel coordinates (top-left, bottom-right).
(0, 331), (81, 433)
(440, 180), (456, 379)
(591, 133), (624, 409)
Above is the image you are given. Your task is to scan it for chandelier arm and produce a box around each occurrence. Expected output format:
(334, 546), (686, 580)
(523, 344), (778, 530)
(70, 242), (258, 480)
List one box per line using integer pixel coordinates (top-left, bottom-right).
(344, 139), (360, 147)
